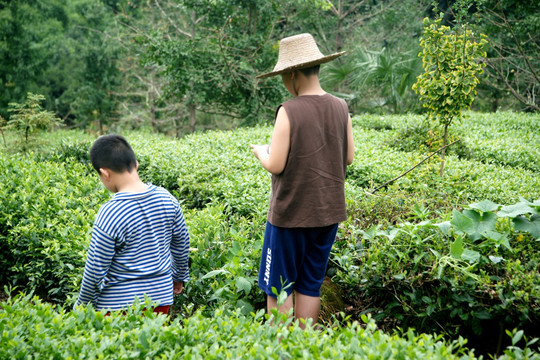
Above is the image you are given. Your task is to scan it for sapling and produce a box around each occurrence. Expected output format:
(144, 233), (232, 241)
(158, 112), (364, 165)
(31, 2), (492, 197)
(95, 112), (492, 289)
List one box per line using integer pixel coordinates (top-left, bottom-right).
(7, 92), (62, 149)
(413, 18), (487, 176)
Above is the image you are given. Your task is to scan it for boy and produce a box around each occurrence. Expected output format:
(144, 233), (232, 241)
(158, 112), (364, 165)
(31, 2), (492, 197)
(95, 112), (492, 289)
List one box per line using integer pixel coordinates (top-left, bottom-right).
(251, 33), (354, 328)
(75, 134), (189, 314)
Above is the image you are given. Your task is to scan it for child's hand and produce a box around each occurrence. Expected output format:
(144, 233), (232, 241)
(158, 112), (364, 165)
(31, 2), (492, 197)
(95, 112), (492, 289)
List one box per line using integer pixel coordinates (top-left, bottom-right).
(250, 144), (269, 160)
(173, 281), (184, 294)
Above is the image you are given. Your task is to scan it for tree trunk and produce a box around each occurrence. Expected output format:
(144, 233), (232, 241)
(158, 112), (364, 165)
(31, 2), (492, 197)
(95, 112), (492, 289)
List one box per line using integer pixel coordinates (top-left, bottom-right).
(149, 71), (159, 132)
(248, 3), (257, 35)
(336, 0), (343, 52)
(189, 103), (196, 133)
(1, 129), (6, 147)
(188, 10), (197, 134)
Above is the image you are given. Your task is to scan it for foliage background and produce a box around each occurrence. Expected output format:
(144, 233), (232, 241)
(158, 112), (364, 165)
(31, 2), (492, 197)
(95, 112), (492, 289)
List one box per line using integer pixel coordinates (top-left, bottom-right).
(1, 0), (537, 135)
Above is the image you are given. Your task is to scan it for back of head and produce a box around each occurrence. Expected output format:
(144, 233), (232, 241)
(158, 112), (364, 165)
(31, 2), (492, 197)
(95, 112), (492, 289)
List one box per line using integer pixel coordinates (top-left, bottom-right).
(90, 134), (137, 174)
(298, 65), (320, 77)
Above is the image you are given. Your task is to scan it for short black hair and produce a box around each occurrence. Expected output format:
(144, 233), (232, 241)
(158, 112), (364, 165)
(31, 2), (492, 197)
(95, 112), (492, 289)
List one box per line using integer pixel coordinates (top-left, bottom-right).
(298, 64), (320, 77)
(89, 134), (137, 174)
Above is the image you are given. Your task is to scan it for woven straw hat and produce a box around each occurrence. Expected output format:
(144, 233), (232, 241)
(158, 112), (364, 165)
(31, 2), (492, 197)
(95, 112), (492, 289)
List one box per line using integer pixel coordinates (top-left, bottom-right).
(257, 33), (345, 79)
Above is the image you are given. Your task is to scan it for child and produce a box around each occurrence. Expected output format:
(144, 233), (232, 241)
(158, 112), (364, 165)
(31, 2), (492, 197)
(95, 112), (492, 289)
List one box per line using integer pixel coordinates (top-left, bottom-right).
(251, 33), (354, 328)
(75, 134), (190, 314)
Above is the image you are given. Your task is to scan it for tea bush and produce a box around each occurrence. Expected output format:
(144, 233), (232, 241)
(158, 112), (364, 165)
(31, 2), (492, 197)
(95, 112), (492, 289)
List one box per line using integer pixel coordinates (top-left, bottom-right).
(127, 129), (271, 217)
(1, 112), (539, 357)
(0, 153), (109, 302)
(0, 293), (488, 360)
(177, 204), (266, 316)
(380, 111), (540, 172)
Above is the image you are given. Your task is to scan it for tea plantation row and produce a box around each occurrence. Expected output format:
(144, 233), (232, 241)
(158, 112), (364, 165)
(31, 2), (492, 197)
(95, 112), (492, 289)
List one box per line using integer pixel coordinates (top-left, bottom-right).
(1, 111), (539, 358)
(0, 293), (491, 360)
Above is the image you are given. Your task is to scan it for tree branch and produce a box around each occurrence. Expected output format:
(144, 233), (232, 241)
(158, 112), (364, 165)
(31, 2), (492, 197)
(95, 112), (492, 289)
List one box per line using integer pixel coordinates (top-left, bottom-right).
(154, 0), (192, 38)
(352, 0), (399, 26)
(495, 0), (540, 85)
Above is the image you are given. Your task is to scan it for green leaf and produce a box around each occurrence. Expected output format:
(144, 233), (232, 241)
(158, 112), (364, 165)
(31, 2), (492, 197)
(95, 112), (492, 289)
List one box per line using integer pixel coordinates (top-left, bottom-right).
(518, 197), (540, 208)
(469, 200), (499, 213)
(512, 330), (524, 346)
(473, 310), (492, 320)
(235, 299), (254, 315)
(450, 237), (464, 258)
(436, 221), (451, 236)
(482, 230), (511, 251)
(138, 329), (150, 349)
(461, 249), (480, 263)
(277, 290), (288, 307)
(450, 210), (475, 234)
(513, 216), (540, 239)
(462, 209), (497, 241)
(488, 256), (503, 264)
(498, 202), (534, 218)
(201, 269), (230, 280)
(235, 277), (252, 294)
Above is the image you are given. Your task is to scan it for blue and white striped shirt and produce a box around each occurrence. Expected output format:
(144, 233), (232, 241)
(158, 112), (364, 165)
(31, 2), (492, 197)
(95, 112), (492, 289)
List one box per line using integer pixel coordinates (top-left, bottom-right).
(75, 184), (190, 311)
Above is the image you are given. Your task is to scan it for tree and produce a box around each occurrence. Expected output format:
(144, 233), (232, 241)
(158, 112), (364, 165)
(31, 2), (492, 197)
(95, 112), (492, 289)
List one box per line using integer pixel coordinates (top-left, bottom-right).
(0, 0), (123, 129)
(144, 0), (301, 131)
(430, 0), (539, 112)
(7, 92), (62, 147)
(471, 0), (539, 111)
(62, 0), (121, 131)
(412, 18), (487, 176)
(320, 0), (429, 114)
(0, 0), (68, 119)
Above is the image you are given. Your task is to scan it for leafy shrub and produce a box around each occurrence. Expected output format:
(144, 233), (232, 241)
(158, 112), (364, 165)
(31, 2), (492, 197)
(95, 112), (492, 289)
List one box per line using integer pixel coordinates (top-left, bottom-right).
(41, 140), (93, 166)
(355, 115), (394, 131)
(130, 128), (272, 217)
(0, 153), (108, 302)
(1, 114), (540, 357)
(386, 120), (472, 159)
(0, 293), (487, 360)
(177, 204), (266, 317)
(383, 111), (540, 172)
(333, 198), (540, 354)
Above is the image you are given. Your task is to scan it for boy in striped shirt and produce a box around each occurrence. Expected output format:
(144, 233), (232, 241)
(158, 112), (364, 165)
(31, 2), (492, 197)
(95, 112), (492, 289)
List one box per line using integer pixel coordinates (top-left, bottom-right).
(75, 135), (190, 314)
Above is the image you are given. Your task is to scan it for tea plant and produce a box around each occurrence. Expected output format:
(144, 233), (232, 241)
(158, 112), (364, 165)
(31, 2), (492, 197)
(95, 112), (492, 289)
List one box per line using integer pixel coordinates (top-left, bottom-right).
(0, 292), (485, 360)
(0, 112), (539, 357)
(0, 153), (109, 302)
(177, 204), (266, 317)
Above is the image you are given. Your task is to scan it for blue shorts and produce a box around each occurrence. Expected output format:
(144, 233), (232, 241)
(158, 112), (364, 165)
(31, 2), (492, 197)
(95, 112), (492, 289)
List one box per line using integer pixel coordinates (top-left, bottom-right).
(258, 221), (338, 298)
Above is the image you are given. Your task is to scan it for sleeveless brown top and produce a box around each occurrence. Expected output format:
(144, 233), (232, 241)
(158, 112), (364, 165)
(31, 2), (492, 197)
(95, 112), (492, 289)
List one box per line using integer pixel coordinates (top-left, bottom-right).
(267, 94), (349, 228)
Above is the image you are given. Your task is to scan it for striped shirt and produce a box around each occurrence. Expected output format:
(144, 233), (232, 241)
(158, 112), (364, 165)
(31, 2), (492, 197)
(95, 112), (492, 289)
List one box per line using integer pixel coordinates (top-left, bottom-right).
(75, 184), (190, 311)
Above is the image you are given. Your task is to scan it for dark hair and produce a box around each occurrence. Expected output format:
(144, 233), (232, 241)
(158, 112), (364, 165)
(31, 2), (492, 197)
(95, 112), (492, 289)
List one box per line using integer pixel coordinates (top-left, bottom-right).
(89, 134), (137, 174)
(298, 64), (320, 77)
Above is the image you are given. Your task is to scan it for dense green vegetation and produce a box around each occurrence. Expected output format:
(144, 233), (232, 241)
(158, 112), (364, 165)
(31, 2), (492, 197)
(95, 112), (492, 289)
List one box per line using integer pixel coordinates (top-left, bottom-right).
(1, 0), (538, 135)
(0, 294), (489, 360)
(1, 0), (538, 357)
(1, 112), (539, 358)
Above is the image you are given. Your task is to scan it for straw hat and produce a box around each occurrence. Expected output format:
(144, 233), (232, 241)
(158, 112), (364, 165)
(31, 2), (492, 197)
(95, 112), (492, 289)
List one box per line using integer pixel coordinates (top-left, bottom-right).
(257, 33), (345, 79)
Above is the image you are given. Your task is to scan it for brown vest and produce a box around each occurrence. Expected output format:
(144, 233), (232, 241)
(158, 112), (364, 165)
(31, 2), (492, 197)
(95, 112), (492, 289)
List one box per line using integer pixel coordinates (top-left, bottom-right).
(267, 94), (349, 228)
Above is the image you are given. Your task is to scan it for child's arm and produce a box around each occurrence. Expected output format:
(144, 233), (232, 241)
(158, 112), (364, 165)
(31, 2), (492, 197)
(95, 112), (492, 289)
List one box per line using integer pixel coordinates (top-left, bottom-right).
(250, 106), (290, 175)
(171, 206), (190, 286)
(74, 225), (115, 307)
